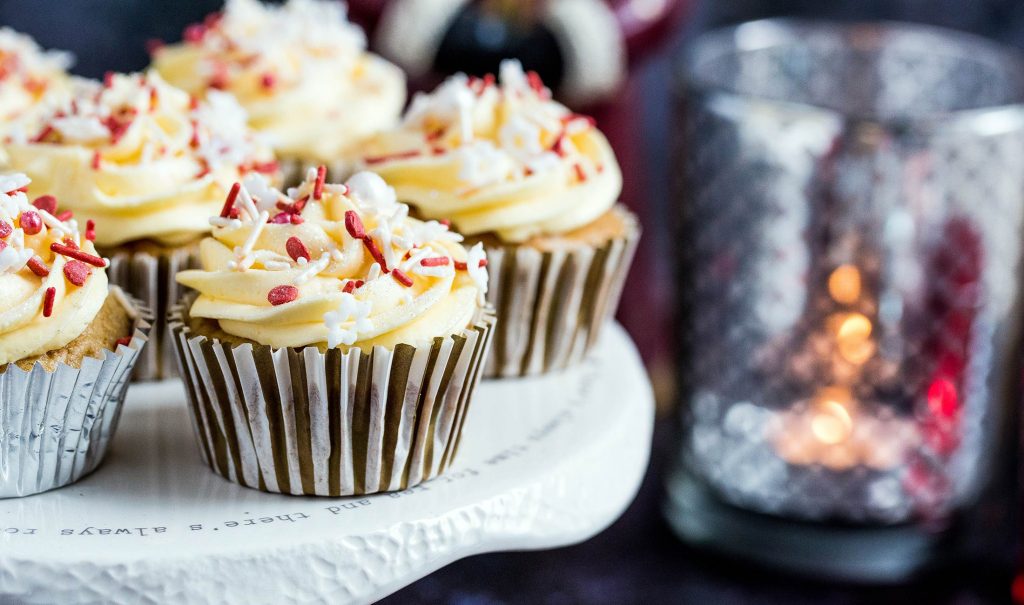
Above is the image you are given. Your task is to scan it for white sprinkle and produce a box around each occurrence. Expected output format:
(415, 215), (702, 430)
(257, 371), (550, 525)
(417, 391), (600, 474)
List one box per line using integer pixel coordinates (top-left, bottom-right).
(324, 293), (373, 348)
(292, 252), (331, 285)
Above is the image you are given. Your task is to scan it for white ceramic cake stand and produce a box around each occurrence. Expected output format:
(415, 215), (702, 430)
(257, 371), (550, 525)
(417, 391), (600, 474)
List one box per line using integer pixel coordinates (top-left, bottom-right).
(0, 323), (653, 605)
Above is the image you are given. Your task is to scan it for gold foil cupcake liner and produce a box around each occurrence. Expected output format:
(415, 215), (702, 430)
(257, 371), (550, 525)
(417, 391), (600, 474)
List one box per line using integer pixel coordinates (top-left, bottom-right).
(168, 298), (496, 496)
(483, 205), (639, 377)
(0, 288), (152, 498)
(103, 242), (200, 381)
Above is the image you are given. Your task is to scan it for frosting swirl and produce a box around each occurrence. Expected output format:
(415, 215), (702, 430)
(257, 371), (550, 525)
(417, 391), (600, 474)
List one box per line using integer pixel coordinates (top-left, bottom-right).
(152, 0), (406, 164)
(176, 169), (488, 350)
(3, 71), (275, 247)
(0, 28), (72, 135)
(362, 60), (622, 242)
(0, 173), (110, 365)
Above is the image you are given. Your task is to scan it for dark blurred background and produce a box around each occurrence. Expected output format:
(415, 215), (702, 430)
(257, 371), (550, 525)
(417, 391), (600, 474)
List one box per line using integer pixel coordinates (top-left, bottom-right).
(4, 1), (1022, 603)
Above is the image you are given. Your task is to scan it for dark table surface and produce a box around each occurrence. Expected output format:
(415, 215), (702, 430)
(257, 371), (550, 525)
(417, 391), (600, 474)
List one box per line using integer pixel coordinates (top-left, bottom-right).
(382, 420), (1014, 605)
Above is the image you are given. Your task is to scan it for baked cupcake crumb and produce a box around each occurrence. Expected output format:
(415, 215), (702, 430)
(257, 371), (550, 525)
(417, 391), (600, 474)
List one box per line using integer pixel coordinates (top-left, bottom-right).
(7, 292), (133, 372)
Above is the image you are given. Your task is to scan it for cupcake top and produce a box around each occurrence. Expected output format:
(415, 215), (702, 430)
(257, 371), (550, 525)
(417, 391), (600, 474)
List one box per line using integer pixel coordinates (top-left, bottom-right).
(176, 168), (488, 350)
(0, 173), (110, 365)
(362, 60), (623, 243)
(4, 71), (276, 247)
(152, 0), (406, 164)
(0, 28), (72, 132)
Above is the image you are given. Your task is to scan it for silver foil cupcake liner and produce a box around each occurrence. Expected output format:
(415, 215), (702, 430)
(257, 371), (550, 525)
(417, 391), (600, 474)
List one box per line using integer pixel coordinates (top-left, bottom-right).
(169, 297), (496, 496)
(483, 204), (639, 377)
(0, 288), (152, 498)
(103, 242), (199, 381)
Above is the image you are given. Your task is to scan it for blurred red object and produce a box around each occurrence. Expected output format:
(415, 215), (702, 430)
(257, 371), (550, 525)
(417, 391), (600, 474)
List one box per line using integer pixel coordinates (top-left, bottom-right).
(349, 0), (693, 385)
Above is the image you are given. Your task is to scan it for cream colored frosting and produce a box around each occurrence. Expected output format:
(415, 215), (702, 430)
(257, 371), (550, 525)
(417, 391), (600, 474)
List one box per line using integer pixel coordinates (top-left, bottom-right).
(0, 28), (72, 136)
(362, 60), (622, 242)
(0, 173), (109, 365)
(152, 0), (406, 164)
(176, 169), (488, 350)
(3, 71), (275, 247)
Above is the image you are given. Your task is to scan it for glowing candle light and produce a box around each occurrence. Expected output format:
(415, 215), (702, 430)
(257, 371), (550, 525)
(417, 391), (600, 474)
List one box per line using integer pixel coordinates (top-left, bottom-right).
(828, 264), (862, 304)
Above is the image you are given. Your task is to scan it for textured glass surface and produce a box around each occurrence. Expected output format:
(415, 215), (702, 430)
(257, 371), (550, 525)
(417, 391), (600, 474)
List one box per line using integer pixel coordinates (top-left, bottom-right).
(676, 21), (1024, 524)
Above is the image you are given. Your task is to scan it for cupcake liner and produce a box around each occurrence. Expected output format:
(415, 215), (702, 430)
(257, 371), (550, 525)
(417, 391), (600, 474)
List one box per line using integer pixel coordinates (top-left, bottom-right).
(0, 289), (152, 498)
(483, 205), (640, 377)
(279, 156), (356, 188)
(103, 242), (200, 381)
(168, 297), (496, 496)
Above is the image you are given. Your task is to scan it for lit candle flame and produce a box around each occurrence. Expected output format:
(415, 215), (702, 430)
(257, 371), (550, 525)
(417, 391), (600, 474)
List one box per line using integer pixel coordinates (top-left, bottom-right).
(828, 264), (861, 304)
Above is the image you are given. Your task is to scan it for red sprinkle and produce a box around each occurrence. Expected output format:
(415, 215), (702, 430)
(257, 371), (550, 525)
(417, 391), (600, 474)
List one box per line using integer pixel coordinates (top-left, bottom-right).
(439, 219), (451, 228)
(220, 182), (241, 218)
(392, 269), (414, 287)
(420, 256), (450, 267)
(189, 120), (200, 148)
(289, 214), (304, 225)
(362, 236), (388, 272)
(574, 163), (587, 182)
(145, 38), (165, 55)
(552, 134), (567, 157)
(32, 195), (58, 215)
(285, 236), (310, 262)
(63, 260), (92, 286)
(31, 125), (54, 144)
(527, 70), (546, 95)
(50, 242), (107, 267)
(260, 72), (276, 90)
(56, 210), (73, 222)
(364, 150), (422, 164)
(344, 211), (365, 239)
(269, 212), (292, 224)
(208, 65), (229, 90)
(250, 160), (278, 174)
(85, 219), (96, 241)
(42, 287), (55, 317)
(455, 259), (488, 271)
(61, 236), (78, 249)
(183, 23), (207, 44)
(103, 71), (115, 89)
(0, 220), (11, 238)
(20, 211), (42, 235)
(313, 165), (326, 200)
(267, 285), (299, 306)
(149, 86), (159, 111)
(115, 335), (133, 347)
(27, 256), (49, 277)
(342, 280), (356, 294)
(91, 150), (102, 170)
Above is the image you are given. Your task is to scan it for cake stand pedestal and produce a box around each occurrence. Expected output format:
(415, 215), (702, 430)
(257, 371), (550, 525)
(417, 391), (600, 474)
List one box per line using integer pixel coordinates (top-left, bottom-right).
(0, 323), (653, 605)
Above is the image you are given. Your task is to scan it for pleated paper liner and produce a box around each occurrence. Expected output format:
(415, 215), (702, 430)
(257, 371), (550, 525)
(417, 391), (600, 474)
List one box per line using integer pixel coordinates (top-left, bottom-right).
(482, 204), (640, 377)
(103, 240), (200, 381)
(0, 288), (152, 498)
(168, 297), (496, 496)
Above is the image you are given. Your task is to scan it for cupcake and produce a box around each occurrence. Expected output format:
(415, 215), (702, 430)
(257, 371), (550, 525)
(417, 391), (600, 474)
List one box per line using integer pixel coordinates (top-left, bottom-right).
(170, 168), (494, 496)
(3, 71), (275, 380)
(362, 60), (639, 377)
(152, 0), (406, 183)
(0, 173), (150, 498)
(0, 28), (73, 139)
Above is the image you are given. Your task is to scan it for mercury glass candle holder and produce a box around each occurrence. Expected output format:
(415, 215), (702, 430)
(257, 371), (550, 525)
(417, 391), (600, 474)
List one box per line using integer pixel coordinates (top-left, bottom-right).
(666, 19), (1024, 580)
